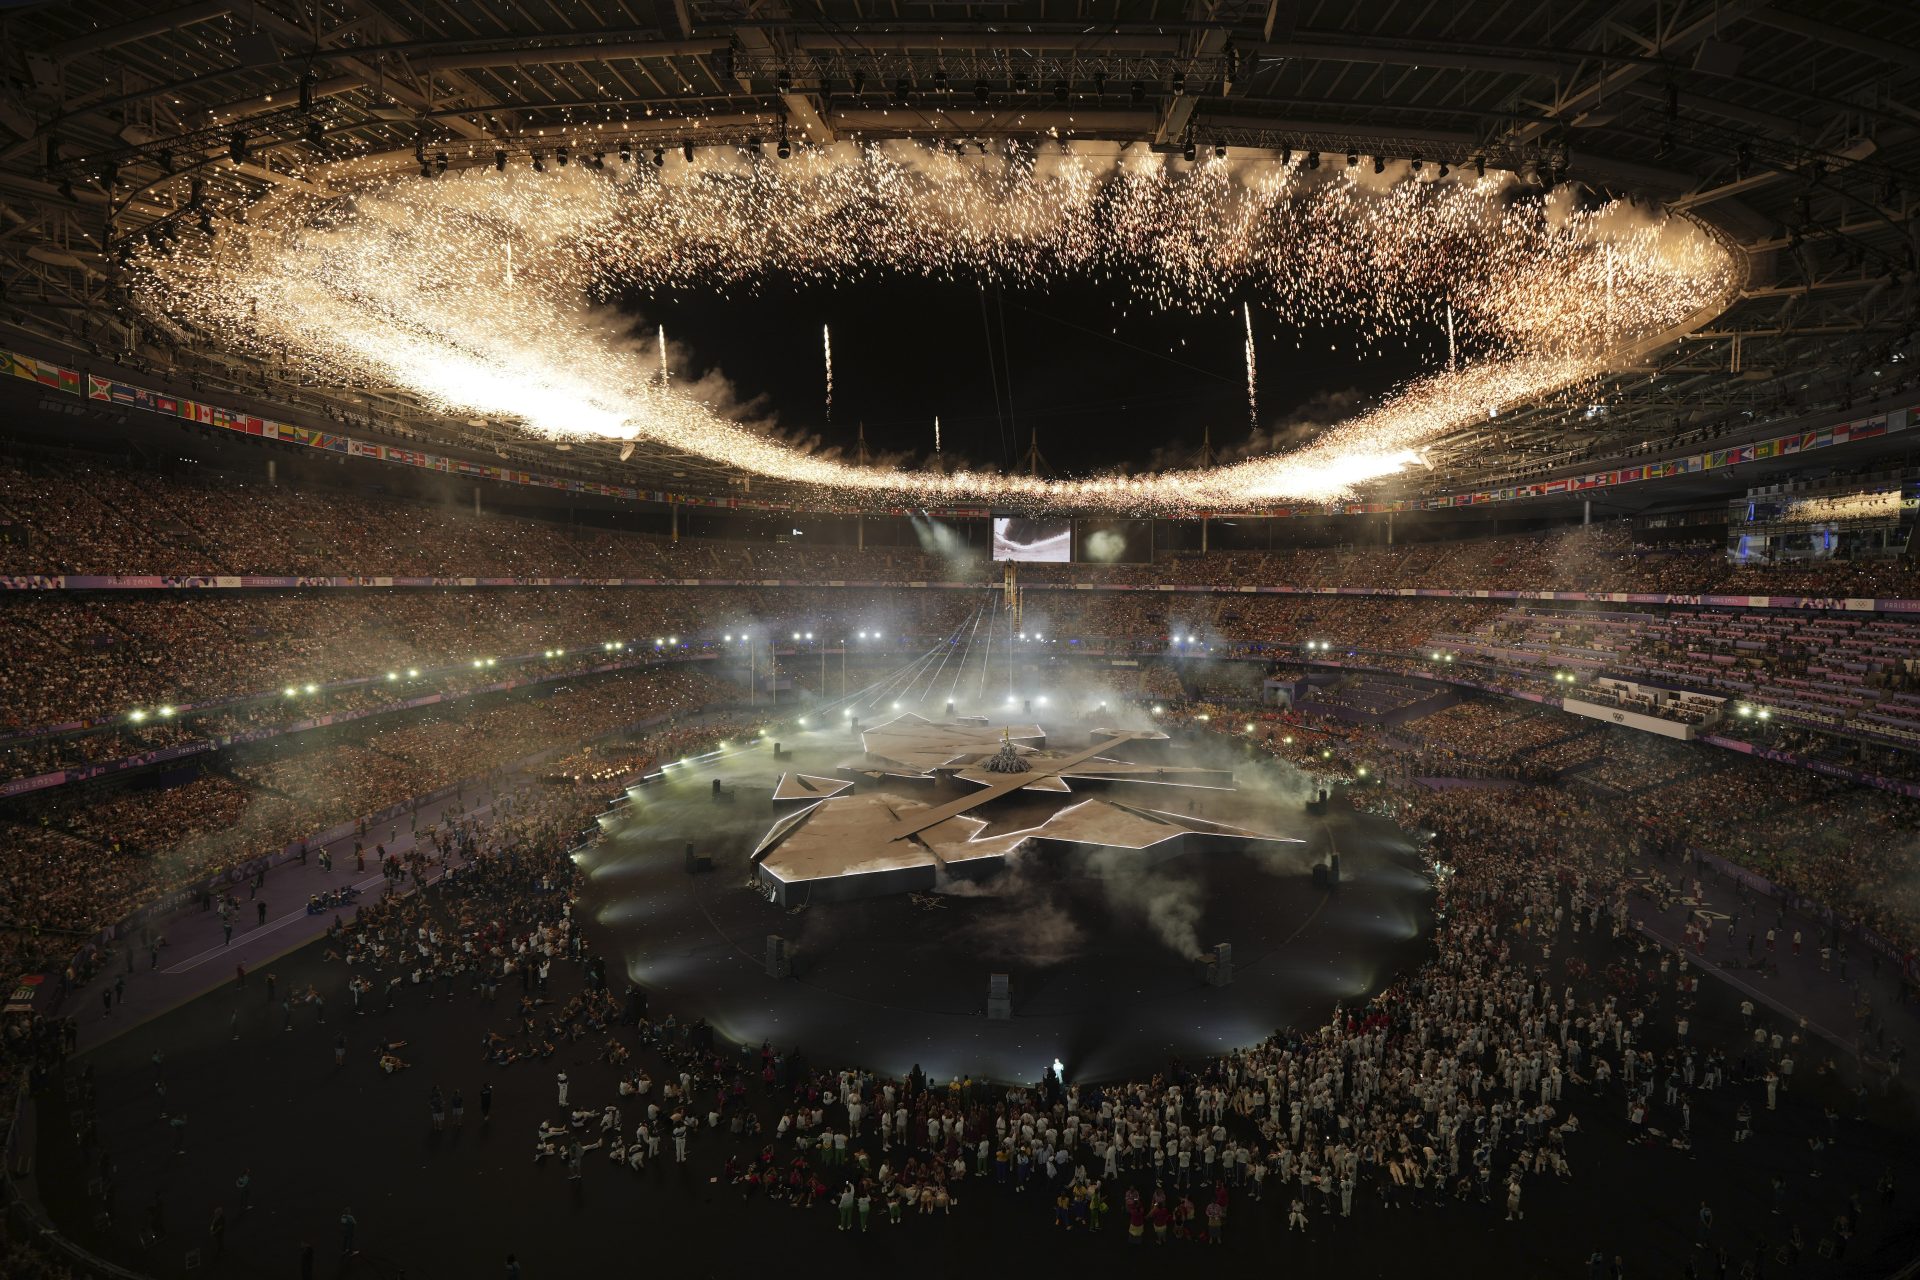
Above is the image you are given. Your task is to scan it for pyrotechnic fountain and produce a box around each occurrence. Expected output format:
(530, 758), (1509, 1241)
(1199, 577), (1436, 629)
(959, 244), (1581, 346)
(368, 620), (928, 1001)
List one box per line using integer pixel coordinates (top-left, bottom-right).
(129, 143), (1741, 512)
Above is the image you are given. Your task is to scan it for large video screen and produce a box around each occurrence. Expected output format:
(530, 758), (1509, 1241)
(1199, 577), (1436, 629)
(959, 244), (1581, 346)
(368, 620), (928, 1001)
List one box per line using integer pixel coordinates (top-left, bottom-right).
(1075, 518), (1152, 564)
(992, 517), (1072, 563)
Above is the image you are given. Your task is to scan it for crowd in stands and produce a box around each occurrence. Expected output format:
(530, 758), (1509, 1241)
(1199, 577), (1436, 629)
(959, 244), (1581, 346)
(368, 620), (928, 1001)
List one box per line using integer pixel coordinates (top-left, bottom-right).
(1195, 694), (1920, 960)
(0, 667), (744, 980)
(6, 452), (1919, 598)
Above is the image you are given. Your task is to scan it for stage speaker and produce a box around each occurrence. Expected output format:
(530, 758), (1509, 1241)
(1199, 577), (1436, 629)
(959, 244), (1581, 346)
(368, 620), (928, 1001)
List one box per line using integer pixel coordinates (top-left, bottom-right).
(1193, 953), (1217, 984)
(945, 701), (955, 717)
(765, 935), (792, 979)
(1311, 863), (1328, 890)
(1023, 699), (1032, 714)
(1209, 942), (1233, 987)
(987, 972), (1011, 1020)
(1327, 852), (1340, 885)
(684, 842), (712, 874)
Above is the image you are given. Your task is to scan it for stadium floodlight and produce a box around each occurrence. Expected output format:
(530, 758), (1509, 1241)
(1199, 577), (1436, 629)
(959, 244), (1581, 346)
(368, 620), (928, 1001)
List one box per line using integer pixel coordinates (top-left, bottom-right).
(1244, 724), (1254, 733)
(797, 717), (808, 726)
(792, 631), (801, 640)
(724, 634), (734, 642)
(654, 638), (664, 647)
(407, 669), (420, 679)
(1283, 736), (1294, 745)
(1358, 766), (1369, 777)
(130, 709), (147, 722)
(285, 687), (298, 697)
(1757, 708), (1771, 720)
(668, 637), (678, 646)
(804, 632), (814, 641)
(1196, 713), (1210, 722)
(304, 684), (318, 694)
(892, 701), (901, 709)
(486, 659), (497, 668)
(388, 670), (400, 680)
(474, 659), (485, 668)
(159, 705), (176, 718)
(844, 708), (854, 718)
(1152, 705), (1164, 714)
(1737, 704), (1753, 717)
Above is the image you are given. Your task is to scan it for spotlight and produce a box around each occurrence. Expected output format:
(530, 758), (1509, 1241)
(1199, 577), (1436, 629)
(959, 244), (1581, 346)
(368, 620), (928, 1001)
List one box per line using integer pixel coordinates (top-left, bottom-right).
(435, 151), (448, 174)
(495, 149), (507, 172)
(229, 132), (248, 164)
(933, 69), (947, 93)
(1171, 70), (1185, 94)
(419, 161), (432, 179)
(683, 139), (695, 163)
(284, 687), (298, 698)
(975, 79), (989, 105)
(557, 145), (569, 167)
(1213, 142), (1226, 159)
(1130, 81), (1144, 105)
(1183, 138), (1197, 162)
(1053, 79), (1068, 103)
(532, 152), (545, 172)
(1307, 150), (1319, 170)
(159, 705), (175, 718)
(777, 68), (792, 95)
(895, 76), (910, 105)
(1013, 70), (1029, 94)
(619, 143), (631, 164)
(1346, 151), (1358, 169)
(1373, 155), (1385, 174)
(308, 120), (325, 149)
(130, 709), (147, 723)
(1410, 153), (1422, 171)
(1438, 161), (1450, 178)
(777, 134), (791, 160)
(654, 147), (665, 168)
(407, 669), (419, 679)
(1093, 71), (1106, 95)
(1474, 153), (1486, 178)
(387, 671), (399, 680)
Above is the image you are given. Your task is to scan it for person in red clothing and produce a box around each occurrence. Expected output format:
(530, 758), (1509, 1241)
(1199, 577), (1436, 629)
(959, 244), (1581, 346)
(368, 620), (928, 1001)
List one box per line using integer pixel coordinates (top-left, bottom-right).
(1150, 1200), (1172, 1245)
(1125, 1188), (1145, 1245)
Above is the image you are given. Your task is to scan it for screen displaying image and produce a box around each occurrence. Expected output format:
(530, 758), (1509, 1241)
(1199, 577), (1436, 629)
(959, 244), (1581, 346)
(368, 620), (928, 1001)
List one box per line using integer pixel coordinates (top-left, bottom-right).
(992, 517), (1072, 563)
(1075, 518), (1152, 564)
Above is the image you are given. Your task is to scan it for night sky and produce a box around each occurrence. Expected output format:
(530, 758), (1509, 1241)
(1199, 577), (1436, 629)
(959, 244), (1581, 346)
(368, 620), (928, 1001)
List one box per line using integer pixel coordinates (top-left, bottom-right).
(626, 272), (1446, 475)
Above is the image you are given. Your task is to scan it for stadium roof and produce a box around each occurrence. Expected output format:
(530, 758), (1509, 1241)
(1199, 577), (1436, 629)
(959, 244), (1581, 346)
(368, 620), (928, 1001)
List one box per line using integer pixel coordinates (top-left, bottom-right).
(0, 0), (1915, 506)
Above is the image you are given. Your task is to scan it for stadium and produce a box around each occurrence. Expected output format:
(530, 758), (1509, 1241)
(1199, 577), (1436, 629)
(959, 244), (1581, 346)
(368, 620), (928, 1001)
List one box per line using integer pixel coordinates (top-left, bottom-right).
(0, 0), (1918, 1275)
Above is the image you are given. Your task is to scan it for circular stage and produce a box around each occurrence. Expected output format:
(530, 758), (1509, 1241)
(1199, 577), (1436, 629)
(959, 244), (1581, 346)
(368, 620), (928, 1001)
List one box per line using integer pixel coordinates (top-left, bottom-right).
(576, 721), (1435, 1082)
